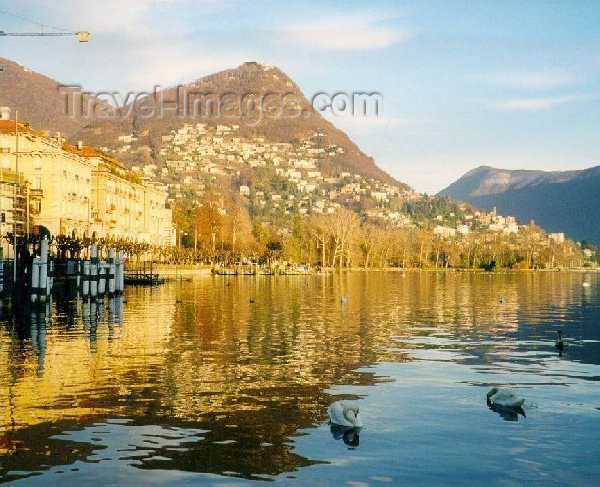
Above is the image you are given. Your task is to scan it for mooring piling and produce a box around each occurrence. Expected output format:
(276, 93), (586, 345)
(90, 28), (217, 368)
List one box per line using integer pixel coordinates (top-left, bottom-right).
(30, 258), (40, 303)
(108, 248), (116, 295)
(117, 249), (125, 294)
(40, 238), (49, 303)
(82, 260), (90, 297)
(90, 244), (98, 300)
(29, 238), (51, 305)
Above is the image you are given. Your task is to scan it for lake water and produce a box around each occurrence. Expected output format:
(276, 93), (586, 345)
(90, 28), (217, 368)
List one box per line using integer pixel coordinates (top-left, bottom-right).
(1, 271), (599, 485)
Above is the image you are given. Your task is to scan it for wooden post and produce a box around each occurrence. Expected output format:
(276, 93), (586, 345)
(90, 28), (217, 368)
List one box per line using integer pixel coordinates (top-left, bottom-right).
(82, 261), (90, 297)
(117, 249), (124, 293)
(30, 257), (40, 303)
(90, 244), (98, 300)
(108, 248), (115, 294)
(46, 258), (53, 298)
(39, 238), (48, 303)
(76, 261), (81, 290)
(98, 262), (106, 296)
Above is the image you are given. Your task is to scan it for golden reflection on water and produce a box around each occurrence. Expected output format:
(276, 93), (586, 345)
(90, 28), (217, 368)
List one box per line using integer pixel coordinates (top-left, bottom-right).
(0, 271), (597, 479)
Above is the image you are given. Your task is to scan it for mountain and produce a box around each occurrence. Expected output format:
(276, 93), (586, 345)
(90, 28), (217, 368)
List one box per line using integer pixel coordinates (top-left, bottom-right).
(439, 165), (600, 242)
(74, 61), (406, 188)
(0, 56), (406, 189)
(0, 56), (88, 137)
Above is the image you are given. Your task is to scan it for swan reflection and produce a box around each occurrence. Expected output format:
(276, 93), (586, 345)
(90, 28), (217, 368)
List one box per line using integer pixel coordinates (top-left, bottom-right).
(487, 402), (526, 422)
(330, 424), (361, 448)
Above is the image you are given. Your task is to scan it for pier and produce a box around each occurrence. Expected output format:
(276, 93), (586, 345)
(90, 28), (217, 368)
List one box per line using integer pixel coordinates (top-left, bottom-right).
(124, 262), (166, 286)
(0, 237), (147, 305)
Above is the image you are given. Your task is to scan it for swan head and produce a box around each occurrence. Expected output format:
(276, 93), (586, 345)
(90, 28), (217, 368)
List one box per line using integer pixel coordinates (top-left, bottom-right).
(342, 401), (364, 428)
(486, 387), (499, 400)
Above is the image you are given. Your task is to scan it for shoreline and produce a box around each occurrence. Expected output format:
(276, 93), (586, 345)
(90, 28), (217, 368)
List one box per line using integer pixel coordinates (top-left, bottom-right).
(151, 264), (599, 278)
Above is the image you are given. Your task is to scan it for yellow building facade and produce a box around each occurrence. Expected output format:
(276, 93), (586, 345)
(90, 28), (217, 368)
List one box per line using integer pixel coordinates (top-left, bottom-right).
(74, 146), (174, 246)
(0, 117), (174, 250)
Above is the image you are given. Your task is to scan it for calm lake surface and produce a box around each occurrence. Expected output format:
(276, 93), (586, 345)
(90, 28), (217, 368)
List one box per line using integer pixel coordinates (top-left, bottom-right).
(1, 271), (599, 485)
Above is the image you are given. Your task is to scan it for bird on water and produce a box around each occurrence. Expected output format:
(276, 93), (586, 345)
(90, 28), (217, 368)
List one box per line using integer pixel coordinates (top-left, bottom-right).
(555, 330), (565, 353)
(328, 400), (364, 428)
(486, 387), (525, 409)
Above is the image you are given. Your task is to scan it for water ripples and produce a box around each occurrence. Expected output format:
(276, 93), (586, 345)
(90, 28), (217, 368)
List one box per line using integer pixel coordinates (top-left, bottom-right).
(1, 271), (599, 484)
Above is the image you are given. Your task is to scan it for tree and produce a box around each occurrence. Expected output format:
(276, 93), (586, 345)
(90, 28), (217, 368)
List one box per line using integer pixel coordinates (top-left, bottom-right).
(195, 194), (224, 257)
(329, 208), (361, 267)
(226, 196), (253, 255)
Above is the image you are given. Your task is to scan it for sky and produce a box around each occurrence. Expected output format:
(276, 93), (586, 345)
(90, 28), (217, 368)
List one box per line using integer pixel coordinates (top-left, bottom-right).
(1, 0), (599, 193)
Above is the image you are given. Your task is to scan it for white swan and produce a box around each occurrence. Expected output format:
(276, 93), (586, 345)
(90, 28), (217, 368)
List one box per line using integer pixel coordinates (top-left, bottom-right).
(487, 387), (525, 408)
(328, 400), (364, 428)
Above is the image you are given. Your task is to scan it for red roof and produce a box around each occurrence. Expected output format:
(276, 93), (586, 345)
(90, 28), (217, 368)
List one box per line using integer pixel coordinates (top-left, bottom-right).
(0, 119), (48, 138)
(62, 142), (103, 158)
(1, 119), (126, 169)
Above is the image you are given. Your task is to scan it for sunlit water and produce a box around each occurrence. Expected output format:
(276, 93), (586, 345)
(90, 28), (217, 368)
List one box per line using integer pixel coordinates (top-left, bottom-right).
(1, 271), (599, 485)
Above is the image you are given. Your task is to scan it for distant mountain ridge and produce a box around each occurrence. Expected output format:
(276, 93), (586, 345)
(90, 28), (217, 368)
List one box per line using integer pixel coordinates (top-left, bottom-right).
(439, 165), (600, 242)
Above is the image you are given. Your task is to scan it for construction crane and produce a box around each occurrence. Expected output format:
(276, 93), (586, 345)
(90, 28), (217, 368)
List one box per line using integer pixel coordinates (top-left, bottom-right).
(0, 8), (89, 43)
(0, 30), (89, 42)
(0, 11), (88, 71)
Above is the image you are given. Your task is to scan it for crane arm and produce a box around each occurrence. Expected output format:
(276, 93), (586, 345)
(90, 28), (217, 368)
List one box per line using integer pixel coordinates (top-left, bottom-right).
(0, 31), (89, 41)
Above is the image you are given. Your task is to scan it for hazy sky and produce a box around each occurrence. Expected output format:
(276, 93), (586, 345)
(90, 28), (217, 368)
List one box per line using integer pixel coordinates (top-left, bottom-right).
(1, 0), (599, 193)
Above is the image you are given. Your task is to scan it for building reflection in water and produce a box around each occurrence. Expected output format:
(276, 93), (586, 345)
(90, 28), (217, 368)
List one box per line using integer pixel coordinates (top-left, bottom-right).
(0, 271), (597, 481)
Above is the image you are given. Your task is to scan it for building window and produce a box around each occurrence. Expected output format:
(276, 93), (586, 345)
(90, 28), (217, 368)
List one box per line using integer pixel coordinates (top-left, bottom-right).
(34, 176), (42, 189)
(1, 157), (8, 169)
(33, 157), (42, 170)
(0, 136), (9, 153)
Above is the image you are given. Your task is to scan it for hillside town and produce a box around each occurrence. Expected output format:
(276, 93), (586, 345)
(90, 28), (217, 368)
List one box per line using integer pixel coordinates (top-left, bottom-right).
(115, 122), (593, 260)
(118, 122), (416, 218)
(0, 109), (595, 270)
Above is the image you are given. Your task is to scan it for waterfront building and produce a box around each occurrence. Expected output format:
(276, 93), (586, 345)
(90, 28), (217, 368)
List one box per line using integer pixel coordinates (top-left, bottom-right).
(0, 171), (24, 259)
(0, 119), (92, 244)
(65, 143), (174, 246)
(0, 112), (175, 248)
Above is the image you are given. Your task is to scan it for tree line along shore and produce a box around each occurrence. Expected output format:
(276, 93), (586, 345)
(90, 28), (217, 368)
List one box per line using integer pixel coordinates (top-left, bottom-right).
(168, 204), (597, 271)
